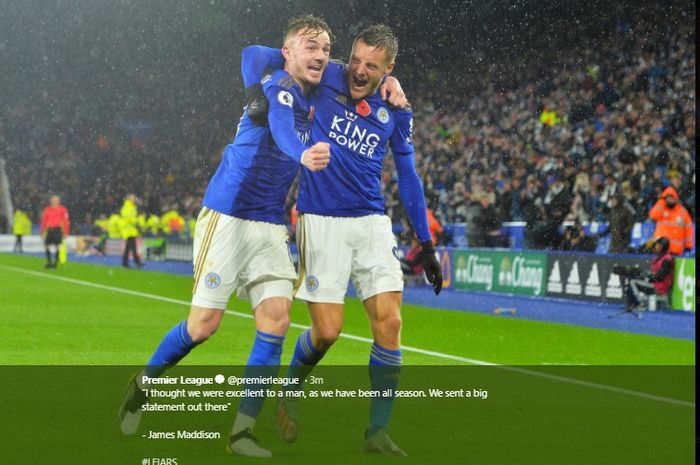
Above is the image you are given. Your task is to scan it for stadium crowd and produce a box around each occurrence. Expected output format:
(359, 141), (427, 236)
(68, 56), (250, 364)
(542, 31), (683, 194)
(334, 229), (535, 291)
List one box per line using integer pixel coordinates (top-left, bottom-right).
(0, 3), (694, 253)
(384, 5), (695, 249)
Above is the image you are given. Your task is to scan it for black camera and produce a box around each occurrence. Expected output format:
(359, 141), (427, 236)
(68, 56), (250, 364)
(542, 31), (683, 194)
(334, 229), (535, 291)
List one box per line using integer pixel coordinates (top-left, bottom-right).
(611, 265), (643, 278)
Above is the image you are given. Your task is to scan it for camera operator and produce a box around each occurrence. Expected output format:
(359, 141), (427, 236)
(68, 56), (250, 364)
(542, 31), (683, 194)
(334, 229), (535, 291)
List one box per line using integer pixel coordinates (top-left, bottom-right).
(624, 237), (674, 311)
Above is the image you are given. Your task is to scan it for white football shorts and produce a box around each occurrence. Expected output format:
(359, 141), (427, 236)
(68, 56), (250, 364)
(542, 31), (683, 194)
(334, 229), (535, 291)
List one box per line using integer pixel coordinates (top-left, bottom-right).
(295, 213), (403, 303)
(191, 208), (296, 310)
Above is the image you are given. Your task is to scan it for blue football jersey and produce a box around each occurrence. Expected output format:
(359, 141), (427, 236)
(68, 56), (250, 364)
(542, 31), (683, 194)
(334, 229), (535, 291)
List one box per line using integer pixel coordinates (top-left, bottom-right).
(297, 61), (414, 217)
(202, 69), (313, 224)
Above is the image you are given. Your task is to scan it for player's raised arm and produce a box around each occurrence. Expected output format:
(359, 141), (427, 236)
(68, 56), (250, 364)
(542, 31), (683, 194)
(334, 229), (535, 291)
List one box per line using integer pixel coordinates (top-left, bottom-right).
(241, 46), (285, 125)
(241, 45), (285, 87)
(263, 76), (329, 170)
(240, 47), (320, 166)
(391, 108), (443, 294)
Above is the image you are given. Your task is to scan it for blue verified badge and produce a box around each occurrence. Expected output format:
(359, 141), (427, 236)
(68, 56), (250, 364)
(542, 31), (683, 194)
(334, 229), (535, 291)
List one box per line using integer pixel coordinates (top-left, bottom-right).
(305, 275), (319, 292)
(278, 90), (294, 107)
(204, 272), (221, 289)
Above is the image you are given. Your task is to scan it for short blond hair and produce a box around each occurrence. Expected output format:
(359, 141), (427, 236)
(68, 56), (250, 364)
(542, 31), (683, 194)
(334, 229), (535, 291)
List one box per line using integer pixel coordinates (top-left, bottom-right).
(284, 15), (334, 43)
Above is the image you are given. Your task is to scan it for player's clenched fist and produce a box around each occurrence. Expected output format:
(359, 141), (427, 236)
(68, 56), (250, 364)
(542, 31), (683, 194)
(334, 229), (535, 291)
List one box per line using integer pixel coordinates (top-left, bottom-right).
(301, 142), (331, 171)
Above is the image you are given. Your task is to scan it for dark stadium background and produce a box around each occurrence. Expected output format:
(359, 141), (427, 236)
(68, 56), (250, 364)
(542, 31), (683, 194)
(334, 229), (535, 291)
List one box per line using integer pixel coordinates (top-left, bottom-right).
(2, 0), (693, 225)
(0, 2), (694, 463)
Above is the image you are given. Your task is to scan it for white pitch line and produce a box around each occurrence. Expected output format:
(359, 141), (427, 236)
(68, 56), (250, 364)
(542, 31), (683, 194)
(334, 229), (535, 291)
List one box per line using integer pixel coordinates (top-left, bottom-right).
(0, 263), (694, 408)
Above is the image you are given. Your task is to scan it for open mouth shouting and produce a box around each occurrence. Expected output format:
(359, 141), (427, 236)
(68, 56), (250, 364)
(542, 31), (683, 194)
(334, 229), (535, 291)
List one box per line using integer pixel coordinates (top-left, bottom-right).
(350, 74), (369, 94)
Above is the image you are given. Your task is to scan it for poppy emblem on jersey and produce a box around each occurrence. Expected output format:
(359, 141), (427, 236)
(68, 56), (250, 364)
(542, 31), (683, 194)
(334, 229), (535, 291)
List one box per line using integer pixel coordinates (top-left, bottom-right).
(278, 90), (294, 107)
(306, 275), (319, 292)
(204, 272), (221, 289)
(377, 107), (390, 124)
(308, 106), (315, 121)
(355, 99), (371, 117)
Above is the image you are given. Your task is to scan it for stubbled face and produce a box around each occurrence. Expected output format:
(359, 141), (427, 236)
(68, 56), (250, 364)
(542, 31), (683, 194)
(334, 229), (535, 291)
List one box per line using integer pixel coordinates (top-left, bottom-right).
(283, 28), (331, 91)
(347, 40), (394, 99)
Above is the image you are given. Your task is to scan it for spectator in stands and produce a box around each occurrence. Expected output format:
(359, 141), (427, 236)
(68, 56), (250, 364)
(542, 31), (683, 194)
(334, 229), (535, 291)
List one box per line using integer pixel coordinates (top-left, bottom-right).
(465, 193), (486, 247)
(473, 195), (508, 248)
(500, 176), (522, 221)
(623, 236), (674, 311)
(567, 172), (592, 223)
(559, 223), (598, 252)
(606, 193), (635, 254)
(599, 174), (618, 213)
(648, 186), (694, 255)
(526, 206), (564, 250)
(447, 181), (469, 222)
(543, 174), (573, 219)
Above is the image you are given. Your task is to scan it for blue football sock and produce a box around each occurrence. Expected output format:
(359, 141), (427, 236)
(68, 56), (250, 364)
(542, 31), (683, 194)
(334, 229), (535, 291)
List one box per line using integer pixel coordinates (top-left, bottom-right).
(145, 320), (198, 378)
(238, 330), (285, 419)
(285, 329), (326, 391)
(368, 343), (402, 435)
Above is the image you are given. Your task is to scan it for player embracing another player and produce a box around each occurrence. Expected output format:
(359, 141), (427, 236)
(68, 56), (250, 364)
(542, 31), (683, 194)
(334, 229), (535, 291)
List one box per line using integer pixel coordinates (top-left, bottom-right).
(119, 15), (333, 458)
(244, 24), (443, 456)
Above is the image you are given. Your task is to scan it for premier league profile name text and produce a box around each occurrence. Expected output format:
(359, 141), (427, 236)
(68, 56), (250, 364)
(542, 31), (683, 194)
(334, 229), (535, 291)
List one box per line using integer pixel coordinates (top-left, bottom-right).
(140, 375), (300, 387)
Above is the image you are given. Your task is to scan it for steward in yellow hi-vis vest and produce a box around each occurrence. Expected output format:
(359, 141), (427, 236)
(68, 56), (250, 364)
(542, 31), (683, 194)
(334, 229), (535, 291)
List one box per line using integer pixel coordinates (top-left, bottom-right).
(107, 213), (122, 239)
(146, 214), (161, 237)
(12, 209), (32, 253)
(120, 194), (143, 268)
(161, 208), (185, 239)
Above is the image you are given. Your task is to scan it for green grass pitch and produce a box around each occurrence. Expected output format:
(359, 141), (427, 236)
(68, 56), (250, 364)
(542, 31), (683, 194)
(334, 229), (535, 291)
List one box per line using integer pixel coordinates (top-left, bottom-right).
(0, 253), (694, 465)
(0, 252), (693, 366)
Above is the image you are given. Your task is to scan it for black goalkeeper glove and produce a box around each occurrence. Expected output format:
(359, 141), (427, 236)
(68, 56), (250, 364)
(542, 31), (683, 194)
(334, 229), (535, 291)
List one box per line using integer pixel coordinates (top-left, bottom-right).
(415, 241), (443, 295)
(244, 83), (269, 126)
